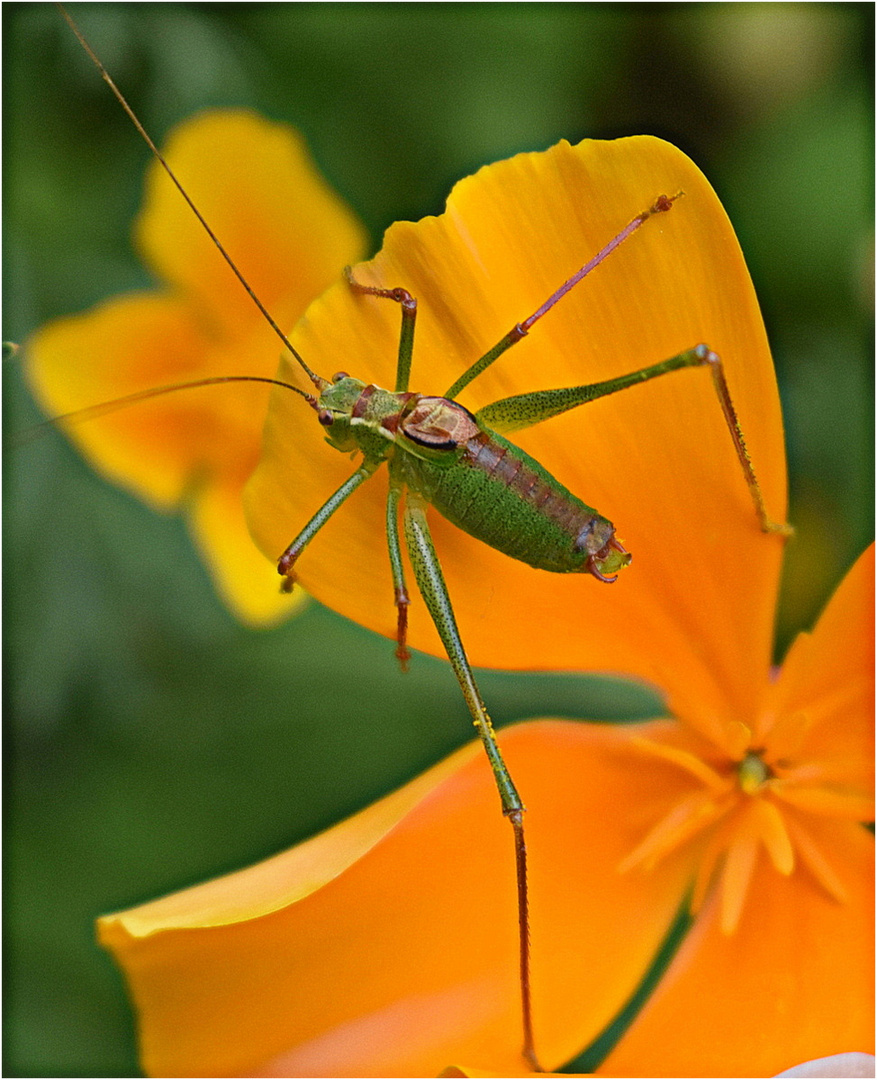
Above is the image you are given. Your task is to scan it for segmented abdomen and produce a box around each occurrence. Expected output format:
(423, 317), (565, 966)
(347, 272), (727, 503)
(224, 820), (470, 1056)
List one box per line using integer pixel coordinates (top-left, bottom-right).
(399, 427), (615, 573)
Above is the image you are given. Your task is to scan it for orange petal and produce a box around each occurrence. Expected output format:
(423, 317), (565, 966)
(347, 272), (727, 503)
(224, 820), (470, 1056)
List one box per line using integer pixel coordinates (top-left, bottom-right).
(597, 821), (874, 1077)
(764, 545), (874, 756)
(763, 547), (874, 821)
(247, 136), (786, 738)
(98, 720), (699, 1078)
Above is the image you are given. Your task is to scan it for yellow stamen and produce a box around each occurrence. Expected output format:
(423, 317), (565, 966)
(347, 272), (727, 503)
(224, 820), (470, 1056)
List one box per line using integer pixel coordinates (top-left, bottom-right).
(738, 750), (771, 794)
(724, 720), (753, 758)
(772, 785), (875, 820)
(782, 815), (849, 904)
(690, 815), (738, 914)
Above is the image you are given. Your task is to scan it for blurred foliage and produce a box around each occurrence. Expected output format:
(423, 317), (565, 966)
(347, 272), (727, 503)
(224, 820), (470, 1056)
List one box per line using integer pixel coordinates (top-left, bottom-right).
(4, 3), (872, 1076)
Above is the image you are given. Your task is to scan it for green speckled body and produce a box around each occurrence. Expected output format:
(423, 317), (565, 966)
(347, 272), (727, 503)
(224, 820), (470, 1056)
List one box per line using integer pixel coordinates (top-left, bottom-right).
(316, 376), (624, 576)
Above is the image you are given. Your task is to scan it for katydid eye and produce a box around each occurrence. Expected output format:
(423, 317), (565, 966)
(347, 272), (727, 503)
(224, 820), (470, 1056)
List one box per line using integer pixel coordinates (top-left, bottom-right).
(331, 371), (349, 383)
(318, 409), (334, 426)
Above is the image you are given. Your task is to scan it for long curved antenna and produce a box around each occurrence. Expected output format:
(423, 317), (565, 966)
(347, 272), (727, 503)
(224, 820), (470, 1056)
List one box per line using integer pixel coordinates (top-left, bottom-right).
(11, 375), (317, 449)
(56, 3), (330, 395)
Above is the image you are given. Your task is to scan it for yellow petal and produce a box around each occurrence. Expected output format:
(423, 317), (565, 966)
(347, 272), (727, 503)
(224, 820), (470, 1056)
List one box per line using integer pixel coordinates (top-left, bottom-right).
(136, 110), (368, 345)
(247, 135), (786, 738)
(27, 111), (367, 624)
(28, 293), (213, 508)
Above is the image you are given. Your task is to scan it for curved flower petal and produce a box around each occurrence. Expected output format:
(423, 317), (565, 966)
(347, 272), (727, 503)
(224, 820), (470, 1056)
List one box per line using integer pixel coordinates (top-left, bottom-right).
(190, 473), (307, 623)
(98, 720), (700, 1078)
(247, 135), (787, 732)
(27, 110), (367, 623)
(764, 544), (874, 762)
(596, 821), (874, 1078)
(29, 293), (217, 507)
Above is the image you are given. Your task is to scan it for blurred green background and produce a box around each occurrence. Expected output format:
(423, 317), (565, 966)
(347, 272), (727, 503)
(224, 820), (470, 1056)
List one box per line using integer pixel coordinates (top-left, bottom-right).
(4, 3), (873, 1076)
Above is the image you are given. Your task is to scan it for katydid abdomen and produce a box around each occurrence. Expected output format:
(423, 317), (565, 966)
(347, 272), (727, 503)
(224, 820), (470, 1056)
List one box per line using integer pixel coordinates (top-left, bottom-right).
(396, 419), (629, 578)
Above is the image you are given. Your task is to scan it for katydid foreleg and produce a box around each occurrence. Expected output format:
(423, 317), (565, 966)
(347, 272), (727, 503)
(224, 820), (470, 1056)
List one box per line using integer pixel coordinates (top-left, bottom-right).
(277, 460), (381, 591)
(402, 490), (538, 1072)
(344, 268), (418, 393)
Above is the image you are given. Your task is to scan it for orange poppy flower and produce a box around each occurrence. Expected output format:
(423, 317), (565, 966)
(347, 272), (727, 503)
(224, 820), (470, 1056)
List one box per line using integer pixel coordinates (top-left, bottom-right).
(97, 135), (873, 1077)
(26, 110), (367, 623)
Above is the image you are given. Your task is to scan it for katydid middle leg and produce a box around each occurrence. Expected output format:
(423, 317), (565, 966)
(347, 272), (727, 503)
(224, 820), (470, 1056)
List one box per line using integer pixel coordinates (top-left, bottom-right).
(403, 489), (540, 1073)
(385, 477), (411, 671)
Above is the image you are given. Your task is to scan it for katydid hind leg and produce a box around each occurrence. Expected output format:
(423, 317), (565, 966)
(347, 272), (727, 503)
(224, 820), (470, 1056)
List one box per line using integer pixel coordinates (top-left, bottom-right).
(476, 344), (791, 536)
(443, 194), (680, 401)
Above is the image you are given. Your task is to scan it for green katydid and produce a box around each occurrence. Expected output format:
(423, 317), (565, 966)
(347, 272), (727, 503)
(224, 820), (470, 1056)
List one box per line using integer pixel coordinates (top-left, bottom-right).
(35, 8), (791, 1071)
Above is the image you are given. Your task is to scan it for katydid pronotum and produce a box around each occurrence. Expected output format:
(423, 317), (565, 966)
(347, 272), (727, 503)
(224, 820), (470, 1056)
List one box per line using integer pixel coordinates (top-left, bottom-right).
(25, 8), (792, 1072)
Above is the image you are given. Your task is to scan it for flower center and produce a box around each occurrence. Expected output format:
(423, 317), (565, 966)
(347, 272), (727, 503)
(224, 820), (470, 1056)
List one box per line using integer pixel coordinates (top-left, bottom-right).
(737, 750), (771, 794)
(620, 717), (871, 935)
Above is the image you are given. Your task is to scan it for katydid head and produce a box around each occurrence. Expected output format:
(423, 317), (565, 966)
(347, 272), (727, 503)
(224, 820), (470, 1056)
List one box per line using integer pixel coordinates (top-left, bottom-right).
(312, 374), (368, 451)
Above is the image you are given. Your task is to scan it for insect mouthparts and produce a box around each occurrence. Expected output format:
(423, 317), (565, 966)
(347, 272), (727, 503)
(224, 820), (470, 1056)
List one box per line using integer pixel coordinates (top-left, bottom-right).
(587, 537), (632, 583)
